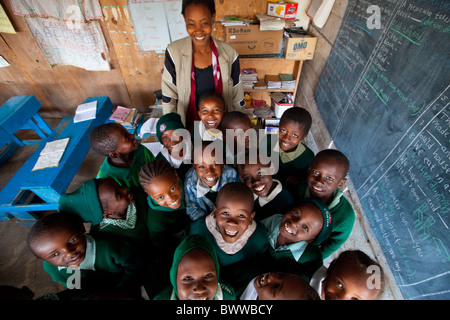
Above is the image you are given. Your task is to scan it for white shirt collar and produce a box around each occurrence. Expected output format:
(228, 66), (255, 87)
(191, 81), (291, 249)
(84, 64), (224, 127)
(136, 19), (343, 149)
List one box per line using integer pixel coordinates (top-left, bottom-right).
(254, 179), (283, 207)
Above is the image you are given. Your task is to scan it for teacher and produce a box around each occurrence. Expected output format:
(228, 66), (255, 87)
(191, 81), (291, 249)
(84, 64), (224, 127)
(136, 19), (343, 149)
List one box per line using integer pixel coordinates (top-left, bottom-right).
(161, 0), (245, 130)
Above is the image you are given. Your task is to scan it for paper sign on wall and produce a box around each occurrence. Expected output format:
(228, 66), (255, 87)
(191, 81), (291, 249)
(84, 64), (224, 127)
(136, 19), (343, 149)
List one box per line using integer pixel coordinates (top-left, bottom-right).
(128, 0), (187, 52)
(10, 0), (110, 71)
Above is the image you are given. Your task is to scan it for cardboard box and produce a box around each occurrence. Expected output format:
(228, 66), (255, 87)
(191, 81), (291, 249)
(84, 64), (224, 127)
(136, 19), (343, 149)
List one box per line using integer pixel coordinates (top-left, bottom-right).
(225, 25), (283, 55)
(267, 1), (299, 19)
(284, 34), (318, 60)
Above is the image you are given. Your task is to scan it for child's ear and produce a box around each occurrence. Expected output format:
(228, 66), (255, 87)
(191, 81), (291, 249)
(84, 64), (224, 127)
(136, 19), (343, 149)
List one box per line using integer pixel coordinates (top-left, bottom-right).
(338, 177), (347, 189)
(249, 211), (256, 224)
(108, 150), (120, 158)
(103, 210), (113, 219)
(212, 206), (217, 217)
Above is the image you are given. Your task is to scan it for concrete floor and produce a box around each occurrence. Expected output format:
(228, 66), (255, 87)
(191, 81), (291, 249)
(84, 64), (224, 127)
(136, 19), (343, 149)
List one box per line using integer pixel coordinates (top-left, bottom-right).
(0, 124), (397, 299)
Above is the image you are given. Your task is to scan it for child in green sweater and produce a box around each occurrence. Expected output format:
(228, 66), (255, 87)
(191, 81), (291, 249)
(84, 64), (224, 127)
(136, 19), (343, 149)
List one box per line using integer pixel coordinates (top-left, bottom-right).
(237, 153), (294, 221)
(89, 122), (155, 190)
(155, 112), (192, 181)
(190, 182), (268, 267)
(58, 177), (150, 245)
(297, 149), (356, 259)
(153, 234), (236, 300)
(138, 159), (190, 252)
(27, 212), (143, 299)
(260, 198), (333, 281)
(265, 107), (315, 190)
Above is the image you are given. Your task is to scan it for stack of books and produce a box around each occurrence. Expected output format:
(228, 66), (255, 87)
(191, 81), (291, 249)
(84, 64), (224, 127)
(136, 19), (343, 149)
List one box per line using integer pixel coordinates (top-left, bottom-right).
(241, 68), (258, 90)
(253, 79), (267, 90)
(279, 73), (296, 91)
(110, 106), (140, 133)
(265, 74), (281, 90)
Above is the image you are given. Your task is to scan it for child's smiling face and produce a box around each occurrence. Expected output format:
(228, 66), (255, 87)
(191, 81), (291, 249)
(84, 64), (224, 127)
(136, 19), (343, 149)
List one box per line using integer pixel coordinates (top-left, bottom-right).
(213, 191), (255, 243)
(31, 225), (87, 268)
(161, 130), (184, 154)
(176, 248), (218, 300)
(144, 172), (183, 209)
(307, 156), (347, 204)
(278, 119), (307, 153)
(239, 162), (274, 198)
(193, 149), (223, 187)
(278, 202), (323, 245)
(198, 97), (224, 130)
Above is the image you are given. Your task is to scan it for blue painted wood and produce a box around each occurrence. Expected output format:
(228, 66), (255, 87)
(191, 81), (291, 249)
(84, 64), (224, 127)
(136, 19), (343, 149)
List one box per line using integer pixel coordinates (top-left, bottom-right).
(0, 96), (113, 220)
(0, 142), (19, 166)
(0, 96), (42, 135)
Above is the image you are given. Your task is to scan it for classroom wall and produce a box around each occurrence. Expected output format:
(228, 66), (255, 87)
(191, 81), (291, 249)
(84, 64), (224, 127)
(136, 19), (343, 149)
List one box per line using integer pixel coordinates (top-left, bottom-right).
(0, 0), (269, 117)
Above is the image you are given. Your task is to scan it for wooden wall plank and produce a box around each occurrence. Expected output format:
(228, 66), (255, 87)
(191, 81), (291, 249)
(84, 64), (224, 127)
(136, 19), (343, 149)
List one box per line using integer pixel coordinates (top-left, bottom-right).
(0, 0), (131, 118)
(0, 0), (273, 117)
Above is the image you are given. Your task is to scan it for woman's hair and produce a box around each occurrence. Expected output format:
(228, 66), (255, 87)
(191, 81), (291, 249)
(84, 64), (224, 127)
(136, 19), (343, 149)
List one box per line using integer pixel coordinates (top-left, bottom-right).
(138, 159), (177, 190)
(181, 0), (216, 16)
(89, 123), (123, 156)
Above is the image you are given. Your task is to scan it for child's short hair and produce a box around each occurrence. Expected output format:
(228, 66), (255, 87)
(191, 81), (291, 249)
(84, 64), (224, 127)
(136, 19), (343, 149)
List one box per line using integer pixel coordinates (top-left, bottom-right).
(315, 149), (350, 177)
(27, 212), (85, 257)
(328, 250), (385, 296)
(280, 107), (312, 136)
(181, 0), (216, 16)
(192, 140), (225, 164)
(89, 123), (123, 156)
(138, 159), (177, 190)
(197, 91), (225, 110)
(216, 182), (254, 208)
(221, 111), (251, 130)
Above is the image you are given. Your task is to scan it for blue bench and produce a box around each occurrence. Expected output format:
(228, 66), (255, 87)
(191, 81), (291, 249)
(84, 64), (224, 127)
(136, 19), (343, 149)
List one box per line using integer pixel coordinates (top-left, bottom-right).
(0, 95), (53, 166)
(0, 96), (113, 222)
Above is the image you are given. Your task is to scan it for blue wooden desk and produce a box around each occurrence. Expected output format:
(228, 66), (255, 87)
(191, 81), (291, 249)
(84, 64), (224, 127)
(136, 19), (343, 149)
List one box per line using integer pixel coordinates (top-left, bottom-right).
(0, 96), (53, 166)
(0, 96), (113, 222)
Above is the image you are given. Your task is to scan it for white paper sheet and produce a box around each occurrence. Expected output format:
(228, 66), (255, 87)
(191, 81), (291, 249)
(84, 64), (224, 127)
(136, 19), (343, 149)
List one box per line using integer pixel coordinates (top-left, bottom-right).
(32, 138), (70, 171)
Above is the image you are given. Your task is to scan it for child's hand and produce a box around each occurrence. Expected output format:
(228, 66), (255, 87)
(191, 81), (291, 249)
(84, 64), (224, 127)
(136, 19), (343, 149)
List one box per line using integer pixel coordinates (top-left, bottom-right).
(286, 175), (300, 185)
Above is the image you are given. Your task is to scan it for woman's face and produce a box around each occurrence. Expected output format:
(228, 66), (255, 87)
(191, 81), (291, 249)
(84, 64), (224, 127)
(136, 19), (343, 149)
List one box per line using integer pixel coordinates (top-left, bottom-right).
(183, 3), (215, 48)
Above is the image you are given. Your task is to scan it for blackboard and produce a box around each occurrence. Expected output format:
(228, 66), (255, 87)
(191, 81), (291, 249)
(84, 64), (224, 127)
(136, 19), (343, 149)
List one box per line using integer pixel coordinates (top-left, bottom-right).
(314, 0), (449, 300)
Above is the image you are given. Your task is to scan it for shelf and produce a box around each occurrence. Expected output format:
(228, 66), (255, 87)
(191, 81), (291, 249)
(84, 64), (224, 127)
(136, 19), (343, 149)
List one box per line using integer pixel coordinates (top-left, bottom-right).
(239, 58), (303, 105)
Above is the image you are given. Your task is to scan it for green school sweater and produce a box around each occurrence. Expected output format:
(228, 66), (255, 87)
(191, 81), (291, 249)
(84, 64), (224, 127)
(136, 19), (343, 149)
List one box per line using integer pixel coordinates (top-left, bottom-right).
(253, 181), (295, 221)
(43, 235), (143, 292)
(97, 144), (155, 189)
(189, 217), (268, 267)
(145, 187), (191, 251)
(58, 179), (151, 245)
(264, 135), (315, 186)
(297, 182), (356, 259)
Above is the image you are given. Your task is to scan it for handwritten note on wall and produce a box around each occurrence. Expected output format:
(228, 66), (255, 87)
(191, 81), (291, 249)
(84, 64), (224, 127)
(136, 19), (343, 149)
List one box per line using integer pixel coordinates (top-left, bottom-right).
(128, 0), (187, 52)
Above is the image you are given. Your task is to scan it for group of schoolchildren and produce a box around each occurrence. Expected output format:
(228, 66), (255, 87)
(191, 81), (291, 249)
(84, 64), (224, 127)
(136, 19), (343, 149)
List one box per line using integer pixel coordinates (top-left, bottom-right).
(25, 91), (385, 301)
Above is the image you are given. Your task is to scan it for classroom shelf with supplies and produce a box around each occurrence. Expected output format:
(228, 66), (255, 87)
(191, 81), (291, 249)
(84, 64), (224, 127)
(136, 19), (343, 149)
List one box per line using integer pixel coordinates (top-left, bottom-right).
(239, 57), (303, 108)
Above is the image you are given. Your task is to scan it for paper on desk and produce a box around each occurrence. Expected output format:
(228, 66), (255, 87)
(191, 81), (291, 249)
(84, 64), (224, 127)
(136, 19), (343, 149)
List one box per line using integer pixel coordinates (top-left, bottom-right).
(73, 101), (97, 123)
(110, 106), (132, 122)
(32, 138), (70, 171)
